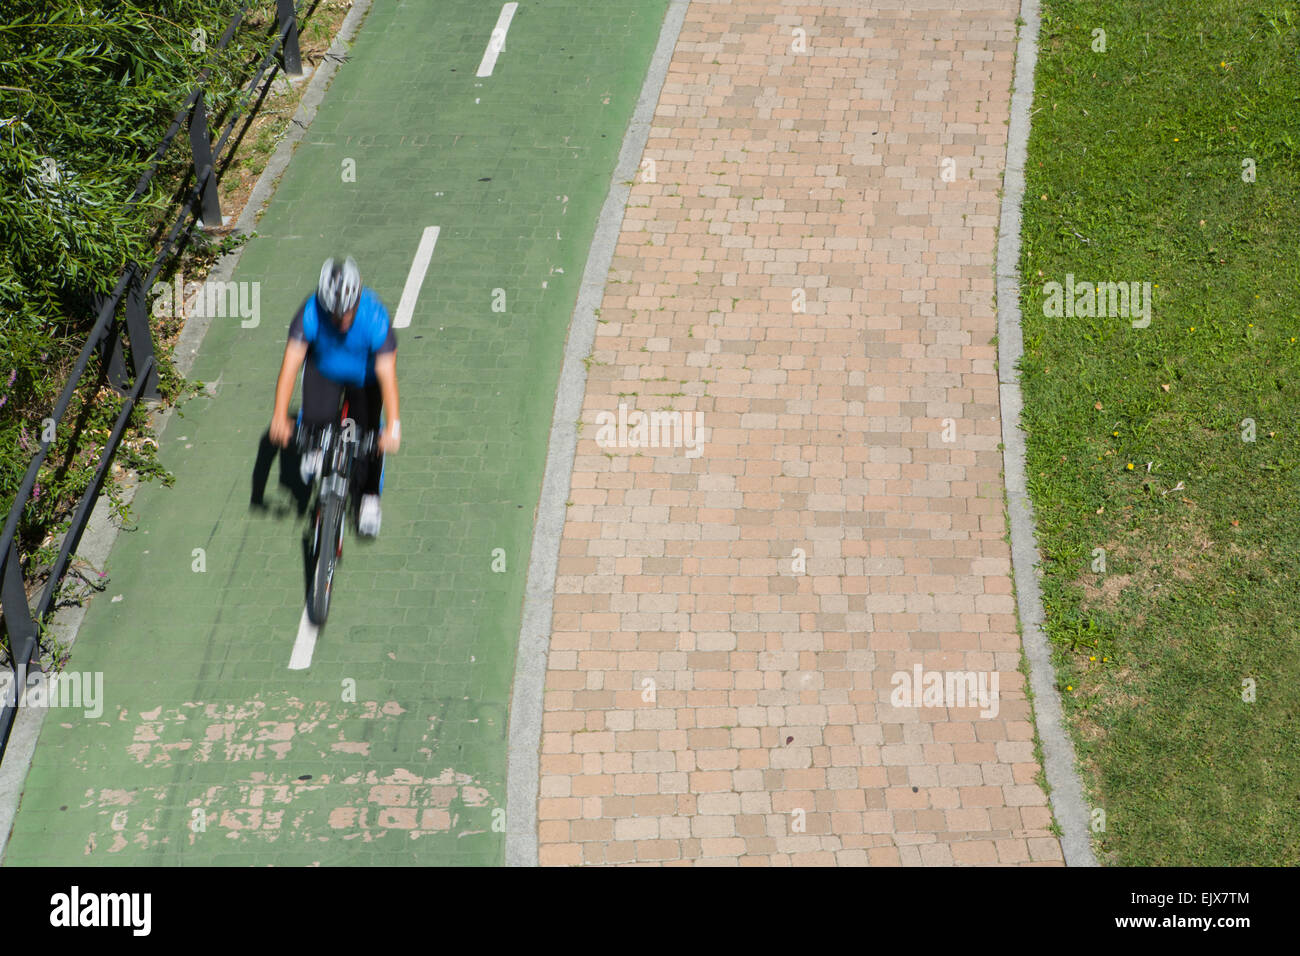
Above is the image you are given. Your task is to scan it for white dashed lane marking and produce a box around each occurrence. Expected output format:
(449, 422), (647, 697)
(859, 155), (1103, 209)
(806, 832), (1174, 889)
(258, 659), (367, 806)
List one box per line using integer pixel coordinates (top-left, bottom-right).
(288, 608), (317, 670)
(393, 225), (440, 329)
(476, 3), (519, 78)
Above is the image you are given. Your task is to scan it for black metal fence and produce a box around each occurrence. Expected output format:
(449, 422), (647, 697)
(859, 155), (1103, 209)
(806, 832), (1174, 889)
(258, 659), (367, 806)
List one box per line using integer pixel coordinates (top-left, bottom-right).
(0, 0), (307, 765)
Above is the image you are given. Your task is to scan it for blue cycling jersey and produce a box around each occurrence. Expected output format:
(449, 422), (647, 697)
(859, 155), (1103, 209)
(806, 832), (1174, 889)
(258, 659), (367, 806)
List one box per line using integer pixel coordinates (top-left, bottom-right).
(289, 288), (396, 387)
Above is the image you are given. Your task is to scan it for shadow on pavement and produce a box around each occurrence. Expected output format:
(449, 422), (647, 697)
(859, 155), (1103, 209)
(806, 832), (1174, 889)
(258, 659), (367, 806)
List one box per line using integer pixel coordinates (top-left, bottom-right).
(249, 428), (313, 517)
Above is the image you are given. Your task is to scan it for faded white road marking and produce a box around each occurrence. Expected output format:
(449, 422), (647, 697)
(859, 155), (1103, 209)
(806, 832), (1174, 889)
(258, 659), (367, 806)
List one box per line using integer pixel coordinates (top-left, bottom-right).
(476, 3), (519, 77)
(393, 225), (440, 329)
(289, 608), (317, 670)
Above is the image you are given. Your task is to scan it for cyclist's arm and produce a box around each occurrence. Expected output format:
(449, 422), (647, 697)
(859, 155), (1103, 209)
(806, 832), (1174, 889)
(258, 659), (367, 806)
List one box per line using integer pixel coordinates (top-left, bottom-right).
(272, 300), (312, 438)
(374, 350), (400, 448)
(273, 338), (309, 424)
(371, 310), (400, 449)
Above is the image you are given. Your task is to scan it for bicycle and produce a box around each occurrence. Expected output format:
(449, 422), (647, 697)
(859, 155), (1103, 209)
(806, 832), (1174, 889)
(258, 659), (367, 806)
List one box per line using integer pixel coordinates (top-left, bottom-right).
(295, 400), (379, 625)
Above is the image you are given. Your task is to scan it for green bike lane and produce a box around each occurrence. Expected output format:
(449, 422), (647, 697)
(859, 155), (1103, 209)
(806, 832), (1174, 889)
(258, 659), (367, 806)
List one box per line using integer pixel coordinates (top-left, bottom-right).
(3, 0), (669, 865)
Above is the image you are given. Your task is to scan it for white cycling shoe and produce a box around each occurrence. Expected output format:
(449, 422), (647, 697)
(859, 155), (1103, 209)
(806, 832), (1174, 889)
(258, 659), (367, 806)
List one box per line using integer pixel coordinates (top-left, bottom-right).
(299, 449), (322, 485)
(358, 494), (382, 537)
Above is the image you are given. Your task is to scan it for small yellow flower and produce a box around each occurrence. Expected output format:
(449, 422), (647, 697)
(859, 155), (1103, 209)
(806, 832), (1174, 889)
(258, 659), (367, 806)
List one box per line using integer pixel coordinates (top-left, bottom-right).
(1221, 61), (1226, 67)
(1102, 657), (1109, 663)
(1066, 685), (1073, 691)
(1190, 326), (1196, 332)
(1089, 656), (1096, 661)
(1112, 431), (1119, 437)
(1126, 462), (1135, 471)
(1173, 137), (1180, 142)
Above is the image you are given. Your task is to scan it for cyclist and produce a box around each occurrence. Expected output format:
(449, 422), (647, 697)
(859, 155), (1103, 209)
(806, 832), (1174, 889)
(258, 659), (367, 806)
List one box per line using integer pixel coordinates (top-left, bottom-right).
(268, 255), (400, 537)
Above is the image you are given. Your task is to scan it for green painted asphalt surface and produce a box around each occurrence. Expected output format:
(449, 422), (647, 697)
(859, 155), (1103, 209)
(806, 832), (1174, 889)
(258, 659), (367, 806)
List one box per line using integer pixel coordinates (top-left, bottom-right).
(4, 0), (668, 865)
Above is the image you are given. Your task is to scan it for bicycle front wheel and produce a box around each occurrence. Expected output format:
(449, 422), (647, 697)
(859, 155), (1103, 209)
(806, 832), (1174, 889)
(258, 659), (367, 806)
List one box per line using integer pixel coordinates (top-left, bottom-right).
(307, 493), (344, 625)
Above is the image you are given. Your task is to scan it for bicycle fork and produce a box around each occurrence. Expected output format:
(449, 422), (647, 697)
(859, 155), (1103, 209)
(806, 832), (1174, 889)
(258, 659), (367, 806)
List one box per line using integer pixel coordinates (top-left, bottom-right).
(317, 476), (347, 560)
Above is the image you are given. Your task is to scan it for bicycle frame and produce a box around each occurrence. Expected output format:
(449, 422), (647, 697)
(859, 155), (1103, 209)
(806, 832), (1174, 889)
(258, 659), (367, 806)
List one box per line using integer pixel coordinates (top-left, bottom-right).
(296, 403), (379, 625)
(299, 411), (379, 499)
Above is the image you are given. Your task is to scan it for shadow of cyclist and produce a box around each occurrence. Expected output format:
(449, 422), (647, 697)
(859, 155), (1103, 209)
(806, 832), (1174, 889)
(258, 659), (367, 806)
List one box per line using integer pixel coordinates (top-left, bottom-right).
(249, 420), (320, 601)
(249, 416), (313, 518)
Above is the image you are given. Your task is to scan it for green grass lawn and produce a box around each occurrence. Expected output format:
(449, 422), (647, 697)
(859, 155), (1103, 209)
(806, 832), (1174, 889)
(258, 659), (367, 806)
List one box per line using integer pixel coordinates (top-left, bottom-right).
(1018, 0), (1300, 865)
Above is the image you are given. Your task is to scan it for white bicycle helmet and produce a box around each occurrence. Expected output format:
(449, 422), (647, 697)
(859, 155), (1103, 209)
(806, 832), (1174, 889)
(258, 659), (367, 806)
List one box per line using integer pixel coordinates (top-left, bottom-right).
(317, 255), (361, 324)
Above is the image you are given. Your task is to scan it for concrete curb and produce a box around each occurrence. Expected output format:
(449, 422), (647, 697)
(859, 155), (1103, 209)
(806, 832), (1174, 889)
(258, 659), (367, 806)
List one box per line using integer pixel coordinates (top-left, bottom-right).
(0, 0), (376, 865)
(504, 0), (692, 868)
(995, 0), (1099, 867)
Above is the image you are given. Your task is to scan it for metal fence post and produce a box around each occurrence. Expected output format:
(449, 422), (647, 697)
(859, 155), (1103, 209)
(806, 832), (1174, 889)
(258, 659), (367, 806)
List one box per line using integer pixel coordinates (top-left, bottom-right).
(277, 0), (303, 76)
(1, 507), (42, 758)
(188, 93), (223, 227)
(123, 262), (160, 400)
(2, 541), (39, 670)
(99, 290), (131, 392)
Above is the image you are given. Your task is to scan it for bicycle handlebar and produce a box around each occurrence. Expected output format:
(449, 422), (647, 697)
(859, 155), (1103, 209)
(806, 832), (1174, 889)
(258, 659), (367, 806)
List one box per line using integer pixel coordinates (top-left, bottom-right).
(294, 421), (381, 456)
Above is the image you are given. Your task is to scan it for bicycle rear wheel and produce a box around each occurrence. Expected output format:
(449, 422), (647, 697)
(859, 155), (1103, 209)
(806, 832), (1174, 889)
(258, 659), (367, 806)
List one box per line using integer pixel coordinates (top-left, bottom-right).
(307, 493), (344, 625)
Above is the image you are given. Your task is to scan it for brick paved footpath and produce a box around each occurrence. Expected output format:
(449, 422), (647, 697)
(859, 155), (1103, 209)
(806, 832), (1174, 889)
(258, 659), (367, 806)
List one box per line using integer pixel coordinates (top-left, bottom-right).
(536, 0), (1064, 866)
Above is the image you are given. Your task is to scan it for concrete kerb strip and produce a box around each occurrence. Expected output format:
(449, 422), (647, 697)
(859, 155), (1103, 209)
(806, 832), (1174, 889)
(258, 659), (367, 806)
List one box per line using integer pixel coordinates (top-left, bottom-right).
(0, 0), (376, 864)
(996, 0), (1098, 867)
(504, 0), (692, 868)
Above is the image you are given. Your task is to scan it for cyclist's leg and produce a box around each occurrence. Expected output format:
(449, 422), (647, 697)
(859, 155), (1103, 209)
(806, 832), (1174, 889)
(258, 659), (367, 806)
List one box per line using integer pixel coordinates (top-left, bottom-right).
(300, 359), (342, 481)
(302, 358), (343, 428)
(348, 377), (384, 535)
(346, 377), (384, 497)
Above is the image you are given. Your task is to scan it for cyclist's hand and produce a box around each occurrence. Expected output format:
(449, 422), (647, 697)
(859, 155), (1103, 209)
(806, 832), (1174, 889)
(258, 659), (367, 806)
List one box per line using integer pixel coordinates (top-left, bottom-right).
(379, 423), (400, 453)
(269, 413), (294, 447)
